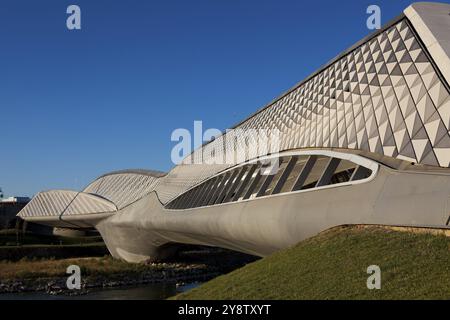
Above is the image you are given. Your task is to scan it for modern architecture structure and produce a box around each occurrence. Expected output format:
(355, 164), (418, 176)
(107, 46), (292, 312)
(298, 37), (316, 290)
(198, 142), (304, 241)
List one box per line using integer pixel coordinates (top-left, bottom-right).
(18, 2), (450, 262)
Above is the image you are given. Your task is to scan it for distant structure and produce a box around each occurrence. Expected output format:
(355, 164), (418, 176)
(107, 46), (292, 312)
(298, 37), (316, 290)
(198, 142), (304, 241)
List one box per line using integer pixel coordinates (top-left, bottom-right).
(1, 196), (30, 204)
(0, 196), (30, 229)
(18, 3), (450, 262)
(0, 196), (55, 236)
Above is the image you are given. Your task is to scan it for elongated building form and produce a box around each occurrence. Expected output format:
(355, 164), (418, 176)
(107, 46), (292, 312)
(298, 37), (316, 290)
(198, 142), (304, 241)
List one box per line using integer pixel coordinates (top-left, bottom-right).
(18, 2), (450, 262)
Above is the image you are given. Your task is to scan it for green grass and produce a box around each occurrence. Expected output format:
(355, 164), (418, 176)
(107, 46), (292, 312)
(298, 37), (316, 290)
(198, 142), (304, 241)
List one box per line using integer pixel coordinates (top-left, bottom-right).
(174, 225), (450, 300)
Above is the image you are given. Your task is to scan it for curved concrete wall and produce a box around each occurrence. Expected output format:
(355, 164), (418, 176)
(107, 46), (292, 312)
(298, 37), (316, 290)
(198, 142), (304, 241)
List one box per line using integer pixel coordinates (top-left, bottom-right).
(95, 162), (450, 262)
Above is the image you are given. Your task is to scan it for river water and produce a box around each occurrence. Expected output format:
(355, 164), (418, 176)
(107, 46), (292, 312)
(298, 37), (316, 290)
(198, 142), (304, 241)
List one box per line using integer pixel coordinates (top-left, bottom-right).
(0, 282), (200, 300)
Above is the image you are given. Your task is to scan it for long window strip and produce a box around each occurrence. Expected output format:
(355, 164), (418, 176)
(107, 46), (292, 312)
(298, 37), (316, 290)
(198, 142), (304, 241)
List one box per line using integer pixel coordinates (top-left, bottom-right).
(176, 193), (186, 209)
(330, 169), (354, 184)
(216, 169), (241, 205)
(272, 156), (299, 195)
(170, 194), (184, 209)
(260, 157), (290, 196)
(184, 185), (203, 209)
(256, 173), (276, 198)
(255, 157), (280, 197)
(187, 179), (212, 209)
(207, 175), (226, 206)
(197, 177), (218, 207)
(207, 174), (224, 205)
(165, 197), (178, 209)
(232, 165), (257, 202)
(177, 189), (192, 209)
(350, 165), (372, 181)
(190, 179), (215, 208)
(279, 157), (308, 193)
(292, 155), (318, 191)
(235, 163), (262, 201)
(301, 156), (343, 189)
(255, 158), (284, 198)
(329, 160), (358, 184)
(176, 192), (191, 209)
(316, 157), (341, 187)
(212, 172), (233, 205)
(250, 169), (272, 199)
(242, 169), (263, 200)
(167, 155), (373, 210)
(214, 171), (233, 204)
(228, 165), (251, 202)
(223, 166), (248, 203)
(164, 197), (173, 209)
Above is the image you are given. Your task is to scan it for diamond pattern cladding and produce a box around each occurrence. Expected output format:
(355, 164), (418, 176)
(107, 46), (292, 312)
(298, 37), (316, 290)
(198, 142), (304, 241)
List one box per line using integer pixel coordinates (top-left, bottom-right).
(185, 19), (450, 167)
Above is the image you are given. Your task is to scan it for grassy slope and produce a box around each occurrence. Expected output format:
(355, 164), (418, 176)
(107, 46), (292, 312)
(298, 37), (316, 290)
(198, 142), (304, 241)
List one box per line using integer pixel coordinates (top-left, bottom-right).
(175, 226), (450, 300)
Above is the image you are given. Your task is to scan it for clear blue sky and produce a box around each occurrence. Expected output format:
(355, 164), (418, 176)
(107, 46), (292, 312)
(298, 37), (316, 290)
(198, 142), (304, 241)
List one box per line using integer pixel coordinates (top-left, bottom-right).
(0, 0), (419, 197)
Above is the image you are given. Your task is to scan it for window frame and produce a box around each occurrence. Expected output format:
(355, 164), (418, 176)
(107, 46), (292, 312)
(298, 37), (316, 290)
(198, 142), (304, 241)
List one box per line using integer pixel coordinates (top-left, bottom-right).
(165, 150), (379, 210)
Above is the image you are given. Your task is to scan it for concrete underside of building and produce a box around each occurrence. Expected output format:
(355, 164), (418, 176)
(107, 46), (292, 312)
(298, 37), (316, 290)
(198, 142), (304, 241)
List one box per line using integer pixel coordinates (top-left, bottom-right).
(18, 2), (450, 262)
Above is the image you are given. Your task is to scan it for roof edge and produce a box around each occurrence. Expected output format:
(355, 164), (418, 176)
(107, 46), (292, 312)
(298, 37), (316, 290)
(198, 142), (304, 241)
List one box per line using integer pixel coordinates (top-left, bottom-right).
(404, 2), (450, 89)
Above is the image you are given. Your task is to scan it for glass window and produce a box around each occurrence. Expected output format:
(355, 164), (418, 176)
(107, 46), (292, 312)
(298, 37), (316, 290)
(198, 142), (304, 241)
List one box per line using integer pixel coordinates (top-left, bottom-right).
(221, 166), (248, 203)
(260, 158), (289, 196)
(300, 156), (329, 190)
(189, 180), (212, 208)
(237, 164), (260, 201)
(329, 159), (357, 185)
(166, 154), (373, 209)
(246, 175), (264, 199)
(222, 166), (248, 203)
(350, 165), (372, 181)
(207, 175), (227, 205)
(214, 171), (237, 204)
(279, 156), (308, 193)
(201, 176), (222, 207)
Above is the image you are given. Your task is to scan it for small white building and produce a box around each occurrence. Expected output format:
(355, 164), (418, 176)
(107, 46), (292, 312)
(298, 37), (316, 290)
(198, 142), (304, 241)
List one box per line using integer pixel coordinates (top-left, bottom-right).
(1, 197), (31, 204)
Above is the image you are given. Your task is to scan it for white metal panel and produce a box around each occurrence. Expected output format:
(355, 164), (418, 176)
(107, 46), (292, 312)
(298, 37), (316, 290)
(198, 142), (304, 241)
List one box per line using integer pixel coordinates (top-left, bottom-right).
(18, 190), (116, 218)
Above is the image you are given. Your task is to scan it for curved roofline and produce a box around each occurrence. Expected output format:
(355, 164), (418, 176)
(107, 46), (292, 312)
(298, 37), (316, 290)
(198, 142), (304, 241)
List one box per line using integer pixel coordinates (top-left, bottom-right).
(94, 169), (166, 180)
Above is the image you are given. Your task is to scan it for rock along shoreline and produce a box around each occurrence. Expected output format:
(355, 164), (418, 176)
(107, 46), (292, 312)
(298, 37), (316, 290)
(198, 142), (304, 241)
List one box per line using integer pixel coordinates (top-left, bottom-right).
(0, 248), (258, 296)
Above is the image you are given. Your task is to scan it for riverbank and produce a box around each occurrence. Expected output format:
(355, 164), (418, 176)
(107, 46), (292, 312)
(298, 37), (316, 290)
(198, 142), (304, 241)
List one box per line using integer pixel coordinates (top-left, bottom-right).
(0, 282), (200, 300)
(0, 244), (108, 261)
(0, 228), (108, 261)
(0, 247), (257, 296)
